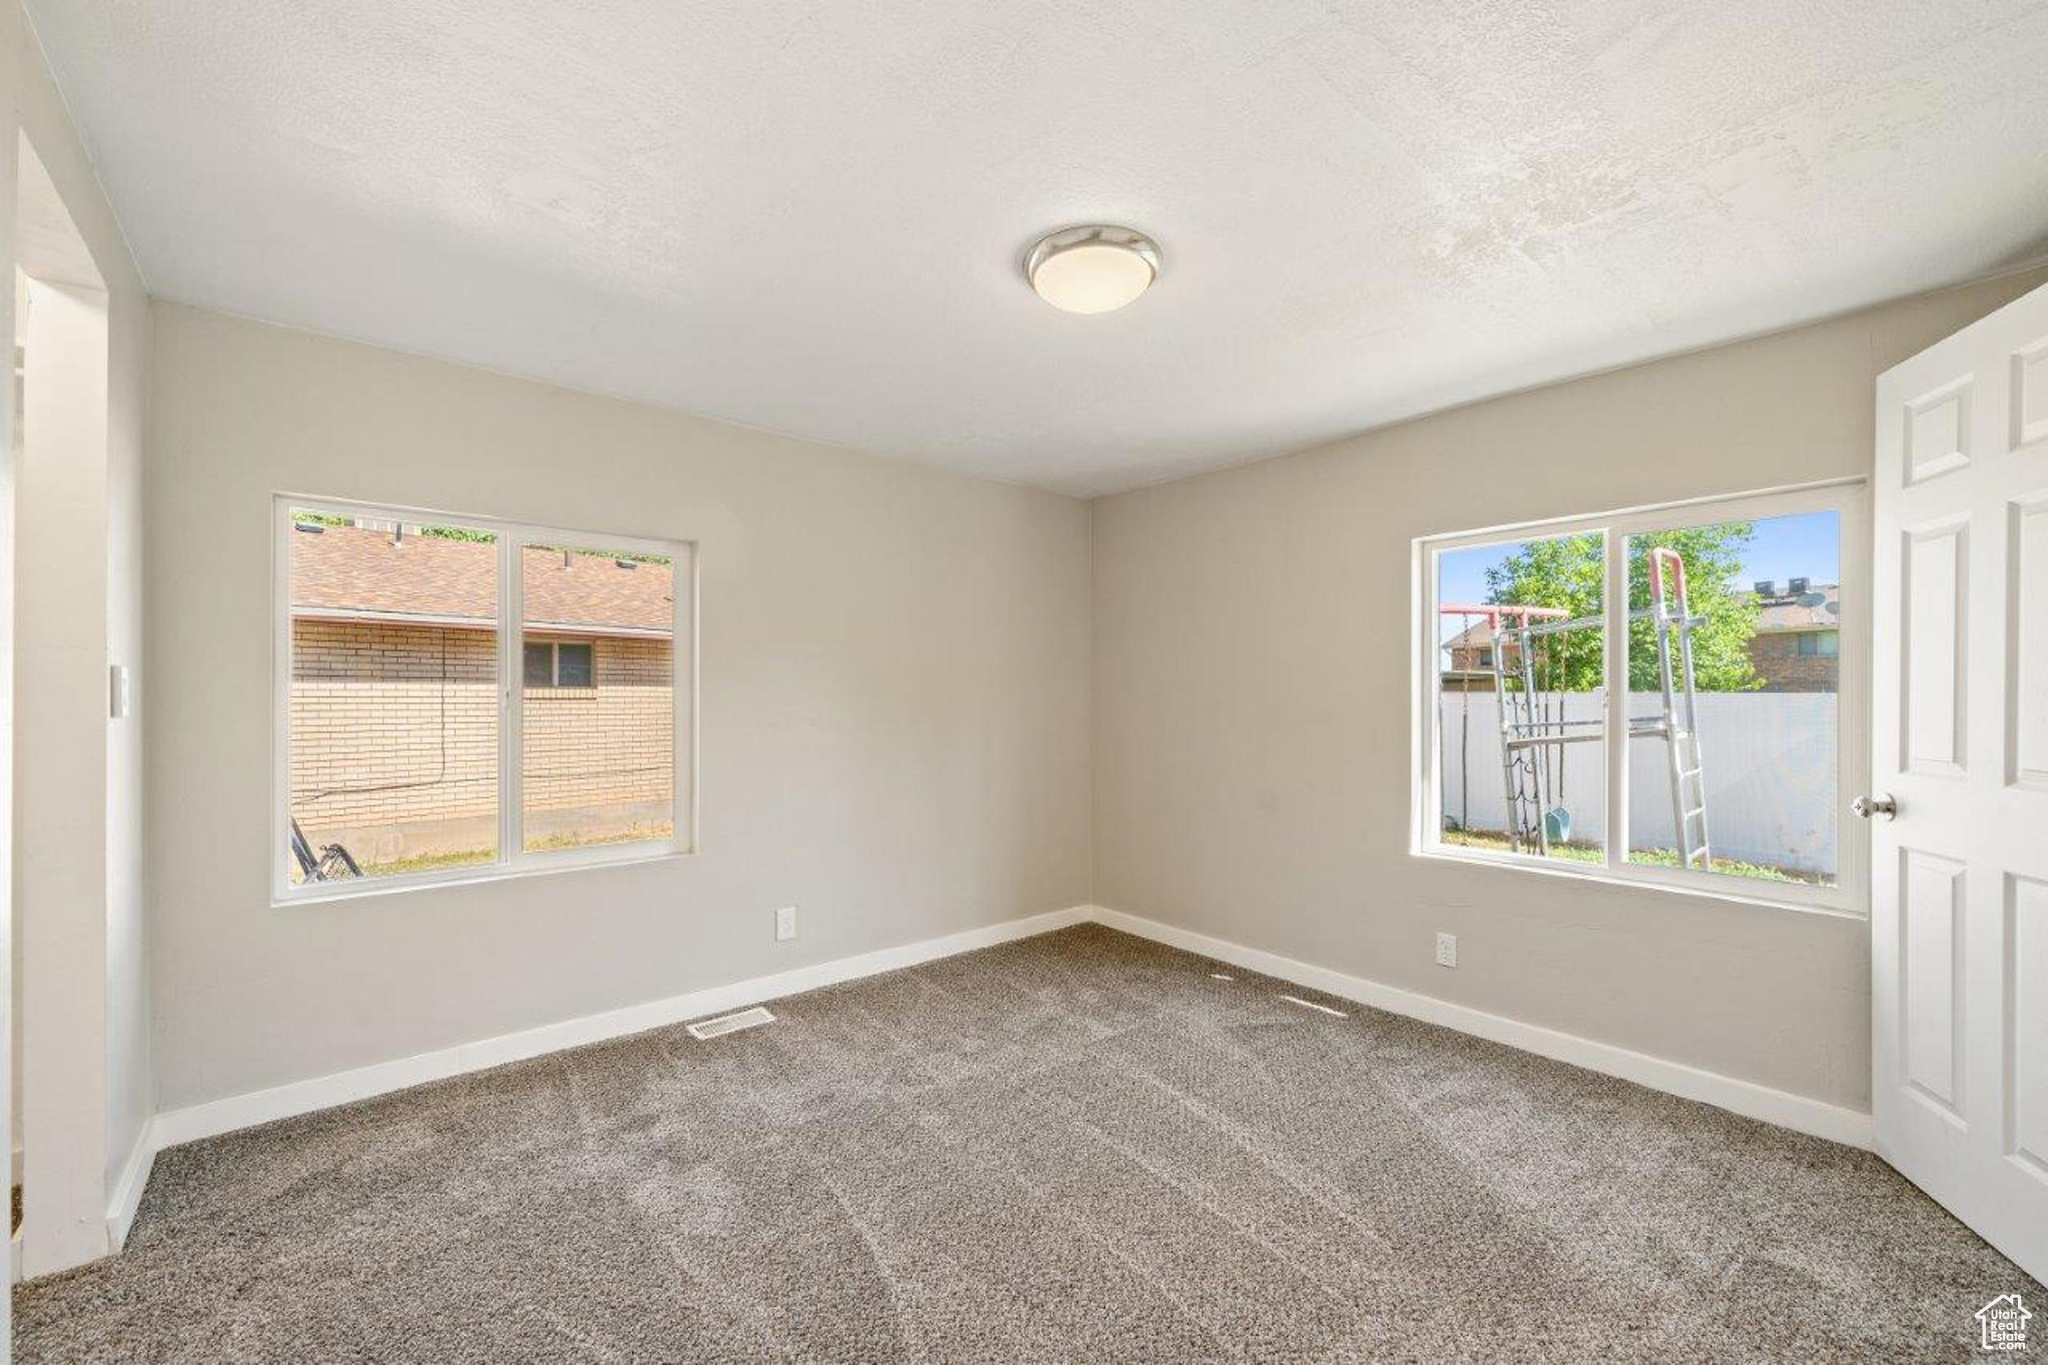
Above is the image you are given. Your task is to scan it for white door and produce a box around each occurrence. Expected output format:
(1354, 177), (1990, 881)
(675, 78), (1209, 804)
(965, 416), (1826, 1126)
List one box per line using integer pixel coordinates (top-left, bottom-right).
(1872, 280), (2048, 1285)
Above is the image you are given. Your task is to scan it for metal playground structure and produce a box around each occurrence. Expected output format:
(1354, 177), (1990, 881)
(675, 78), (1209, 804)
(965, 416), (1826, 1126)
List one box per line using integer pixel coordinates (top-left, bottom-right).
(1440, 546), (1712, 870)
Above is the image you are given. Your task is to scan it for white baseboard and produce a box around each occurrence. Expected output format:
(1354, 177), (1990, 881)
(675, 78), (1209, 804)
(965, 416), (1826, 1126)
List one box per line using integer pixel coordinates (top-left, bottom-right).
(151, 904), (1093, 1150)
(1089, 906), (1874, 1150)
(105, 1122), (158, 1252)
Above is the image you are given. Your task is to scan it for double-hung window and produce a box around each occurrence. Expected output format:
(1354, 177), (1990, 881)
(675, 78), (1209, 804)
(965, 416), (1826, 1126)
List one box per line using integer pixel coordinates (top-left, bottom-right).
(1415, 481), (1865, 913)
(276, 497), (695, 899)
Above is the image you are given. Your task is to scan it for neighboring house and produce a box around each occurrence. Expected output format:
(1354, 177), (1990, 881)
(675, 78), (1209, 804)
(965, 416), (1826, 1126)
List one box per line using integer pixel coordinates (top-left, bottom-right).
(1746, 580), (1839, 692)
(1441, 619), (1513, 691)
(288, 523), (675, 866)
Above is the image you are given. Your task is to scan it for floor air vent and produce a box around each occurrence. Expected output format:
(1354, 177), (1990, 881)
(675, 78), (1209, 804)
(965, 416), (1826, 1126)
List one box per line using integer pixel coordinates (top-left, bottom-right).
(685, 1006), (776, 1041)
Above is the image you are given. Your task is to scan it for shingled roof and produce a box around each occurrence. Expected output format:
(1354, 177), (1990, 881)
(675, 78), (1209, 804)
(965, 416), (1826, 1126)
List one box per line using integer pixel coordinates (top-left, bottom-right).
(1752, 583), (1839, 633)
(289, 524), (673, 635)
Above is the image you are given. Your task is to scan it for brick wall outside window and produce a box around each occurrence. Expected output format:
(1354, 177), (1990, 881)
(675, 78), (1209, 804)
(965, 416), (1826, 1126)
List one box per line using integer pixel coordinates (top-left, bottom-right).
(289, 618), (673, 864)
(1744, 631), (1839, 693)
(521, 634), (674, 826)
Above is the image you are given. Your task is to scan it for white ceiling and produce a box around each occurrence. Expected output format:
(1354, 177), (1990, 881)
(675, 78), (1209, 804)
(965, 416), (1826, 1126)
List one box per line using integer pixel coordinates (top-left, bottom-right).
(27, 1), (2048, 496)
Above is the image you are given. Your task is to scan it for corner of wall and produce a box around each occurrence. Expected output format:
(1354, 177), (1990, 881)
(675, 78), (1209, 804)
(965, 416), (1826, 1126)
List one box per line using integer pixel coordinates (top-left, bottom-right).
(10, 9), (156, 1276)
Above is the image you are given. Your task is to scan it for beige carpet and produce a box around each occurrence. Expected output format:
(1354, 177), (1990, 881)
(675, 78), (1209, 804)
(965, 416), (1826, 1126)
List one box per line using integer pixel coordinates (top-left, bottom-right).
(14, 924), (2040, 1362)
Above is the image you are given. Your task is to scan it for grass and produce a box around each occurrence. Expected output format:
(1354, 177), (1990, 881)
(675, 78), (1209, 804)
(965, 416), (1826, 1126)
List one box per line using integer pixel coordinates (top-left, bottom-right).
(347, 823), (677, 878)
(1440, 828), (1829, 886)
(354, 847), (496, 878)
(523, 824), (673, 854)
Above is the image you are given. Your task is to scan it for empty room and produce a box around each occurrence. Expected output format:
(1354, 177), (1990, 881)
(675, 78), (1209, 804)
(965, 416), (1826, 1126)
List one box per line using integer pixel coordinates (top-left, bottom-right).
(0, 0), (2044, 1360)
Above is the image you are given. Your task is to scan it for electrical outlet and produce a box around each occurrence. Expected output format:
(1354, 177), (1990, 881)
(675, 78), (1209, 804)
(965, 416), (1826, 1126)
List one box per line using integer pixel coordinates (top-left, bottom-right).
(1435, 932), (1457, 968)
(775, 906), (798, 942)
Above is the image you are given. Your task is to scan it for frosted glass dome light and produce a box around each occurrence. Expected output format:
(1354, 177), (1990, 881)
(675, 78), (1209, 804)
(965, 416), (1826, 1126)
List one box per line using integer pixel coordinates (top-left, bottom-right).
(1025, 226), (1161, 314)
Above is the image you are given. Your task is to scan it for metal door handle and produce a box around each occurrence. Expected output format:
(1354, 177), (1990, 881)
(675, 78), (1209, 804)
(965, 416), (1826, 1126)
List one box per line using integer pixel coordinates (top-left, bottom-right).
(1852, 793), (1897, 821)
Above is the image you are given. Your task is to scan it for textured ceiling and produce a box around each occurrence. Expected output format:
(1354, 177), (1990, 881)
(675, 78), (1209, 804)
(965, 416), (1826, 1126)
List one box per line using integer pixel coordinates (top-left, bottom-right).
(27, 0), (2048, 495)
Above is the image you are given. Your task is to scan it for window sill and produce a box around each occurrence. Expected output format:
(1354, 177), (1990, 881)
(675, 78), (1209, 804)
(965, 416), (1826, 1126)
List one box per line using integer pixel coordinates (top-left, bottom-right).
(1410, 844), (1865, 921)
(275, 844), (694, 908)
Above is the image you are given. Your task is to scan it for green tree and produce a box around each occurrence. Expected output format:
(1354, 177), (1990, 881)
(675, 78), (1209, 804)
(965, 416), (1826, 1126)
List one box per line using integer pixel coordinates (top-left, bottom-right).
(1479, 532), (1604, 692)
(1482, 524), (1761, 692)
(290, 513), (672, 567)
(290, 511), (493, 544)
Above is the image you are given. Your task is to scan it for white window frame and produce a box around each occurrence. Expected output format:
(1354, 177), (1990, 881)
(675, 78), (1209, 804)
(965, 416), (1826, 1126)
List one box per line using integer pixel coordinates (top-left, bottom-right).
(1411, 478), (1869, 917)
(273, 494), (698, 903)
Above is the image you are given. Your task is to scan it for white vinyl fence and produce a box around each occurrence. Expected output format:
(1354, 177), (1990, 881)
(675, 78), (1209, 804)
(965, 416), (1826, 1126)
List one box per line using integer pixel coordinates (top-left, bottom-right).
(1437, 691), (1837, 875)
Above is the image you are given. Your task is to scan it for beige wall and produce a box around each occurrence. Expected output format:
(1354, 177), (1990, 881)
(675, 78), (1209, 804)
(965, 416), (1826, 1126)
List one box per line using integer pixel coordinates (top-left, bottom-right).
(1092, 267), (2048, 1113)
(147, 302), (1092, 1110)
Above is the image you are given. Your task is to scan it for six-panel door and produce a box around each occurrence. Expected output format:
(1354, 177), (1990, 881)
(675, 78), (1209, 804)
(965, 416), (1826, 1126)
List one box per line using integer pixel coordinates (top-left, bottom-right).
(1873, 282), (2048, 1286)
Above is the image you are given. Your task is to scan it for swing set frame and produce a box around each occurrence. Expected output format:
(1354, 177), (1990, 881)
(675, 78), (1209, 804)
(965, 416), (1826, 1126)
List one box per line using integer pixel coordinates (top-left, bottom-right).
(1440, 545), (1712, 868)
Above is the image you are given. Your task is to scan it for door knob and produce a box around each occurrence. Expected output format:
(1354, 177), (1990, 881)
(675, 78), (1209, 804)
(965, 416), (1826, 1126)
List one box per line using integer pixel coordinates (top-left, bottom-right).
(1852, 793), (1897, 821)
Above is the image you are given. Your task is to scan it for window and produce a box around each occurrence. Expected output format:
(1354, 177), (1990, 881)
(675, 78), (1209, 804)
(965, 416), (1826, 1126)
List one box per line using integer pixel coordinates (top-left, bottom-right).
(1419, 483), (1863, 912)
(278, 498), (694, 898)
(524, 640), (594, 688)
(1435, 529), (1608, 864)
(558, 641), (595, 685)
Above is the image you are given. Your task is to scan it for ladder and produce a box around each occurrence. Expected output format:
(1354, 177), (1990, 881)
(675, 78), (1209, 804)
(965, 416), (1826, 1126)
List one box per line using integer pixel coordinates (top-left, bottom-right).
(1498, 629), (1551, 856)
(1642, 547), (1711, 869)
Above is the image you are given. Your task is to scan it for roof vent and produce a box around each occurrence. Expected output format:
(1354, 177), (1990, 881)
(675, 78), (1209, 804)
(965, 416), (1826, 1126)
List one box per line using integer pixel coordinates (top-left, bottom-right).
(1753, 579), (1775, 597)
(294, 522), (326, 535)
(1787, 576), (1810, 595)
(685, 1005), (776, 1041)
(614, 558), (637, 570)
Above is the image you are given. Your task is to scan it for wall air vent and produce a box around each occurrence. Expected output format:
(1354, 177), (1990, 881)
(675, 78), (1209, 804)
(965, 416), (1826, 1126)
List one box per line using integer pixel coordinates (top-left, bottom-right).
(685, 1006), (776, 1041)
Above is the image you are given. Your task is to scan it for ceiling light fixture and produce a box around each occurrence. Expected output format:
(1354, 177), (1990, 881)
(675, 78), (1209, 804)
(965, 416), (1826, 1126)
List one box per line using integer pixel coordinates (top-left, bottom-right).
(1024, 225), (1160, 315)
